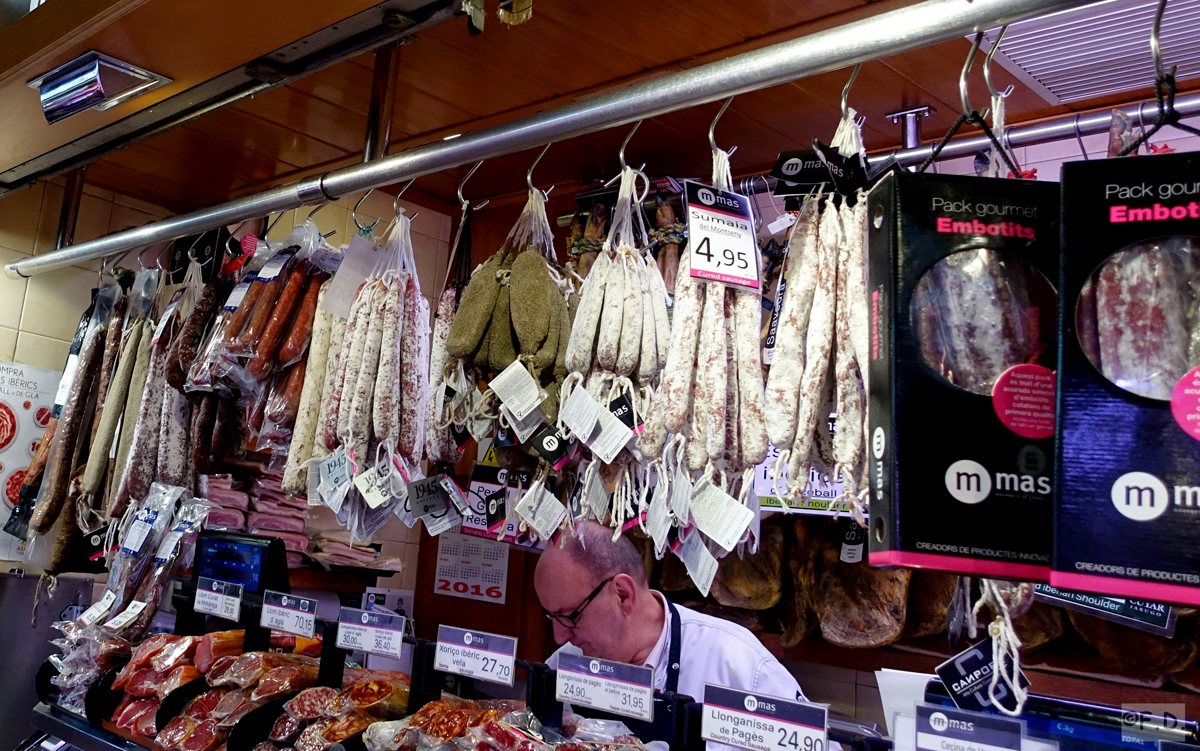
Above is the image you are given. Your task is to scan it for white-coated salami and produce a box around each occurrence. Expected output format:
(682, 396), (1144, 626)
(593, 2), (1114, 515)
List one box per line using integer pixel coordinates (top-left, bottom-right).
(398, 274), (422, 460)
(314, 315), (347, 460)
(648, 258), (671, 371)
(637, 388), (668, 459)
(660, 252), (703, 432)
(734, 287), (769, 467)
(329, 280), (374, 447)
(723, 292), (740, 467)
(426, 288), (458, 463)
(833, 202), (865, 486)
(565, 250), (612, 374)
(636, 255), (658, 385)
(764, 197), (820, 449)
(413, 292), (431, 462)
(349, 279), (387, 464)
(373, 279), (402, 446)
(596, 252), (625, 372)
(615, 251), (643, 378)
(702, 283), (727, 460)
(686, 382), (708, 472)
(283, 282), (334, 493)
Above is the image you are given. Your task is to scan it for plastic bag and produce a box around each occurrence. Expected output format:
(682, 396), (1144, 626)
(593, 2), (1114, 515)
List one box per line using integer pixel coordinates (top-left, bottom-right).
(250, 664), (319, 702)
(335, 676), (410, 720)
(260, 361), (306, 451)
(285, 685), (341, 720)
(211, 651), (317, 689)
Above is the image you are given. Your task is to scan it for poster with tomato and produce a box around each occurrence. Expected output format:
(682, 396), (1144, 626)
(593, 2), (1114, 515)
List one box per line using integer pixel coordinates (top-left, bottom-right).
(0, 361), (61, 561)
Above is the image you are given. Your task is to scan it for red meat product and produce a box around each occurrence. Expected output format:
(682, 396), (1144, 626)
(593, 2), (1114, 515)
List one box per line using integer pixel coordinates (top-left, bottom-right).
(200, 474), (235, 493)
(249, 498), (308, 518)
(184, 689), (230, 721)
(133, 705), (159, 737)
(285, 686), (339, 720)
(117, 634), (180, 683)
(317, 542), (376, 566)
(216, 698), (261, 728)
(112, 661), (140, 691)
(157, 716), (199, 749)
(248, 529), (310, 552)
(339, 678), (409, 719)
(112, 692), (137, 721)
(126, 668), (170, 697)
(114, 698), (157, 729)
(182, 719), (226, 751)
(270, 713), (302, 743)
(295, 718), (335, 751)
(196, 630), (245, 673)
(323, 711), (372, 742)
(158, 665), (203, 701)
(206, 488), (250, 510)
(214, 652), (316, 689)
(205, 507), (246, 530)
(287, 552), (304, 569)
(255, 743), (279, 751)
(250, 665), (319, 702)
(151, 635), (199, 672)
(209, 688), (252, 720)
(248, 512), (307, 533)
(294, 636), (322, 657)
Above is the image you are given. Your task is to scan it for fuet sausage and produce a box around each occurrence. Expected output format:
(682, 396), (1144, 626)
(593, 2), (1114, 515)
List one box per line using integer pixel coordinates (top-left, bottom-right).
(372, 280), (402, 446)
(701, 284), (727, 461)
(636, 255), (658, 385)
(660, 252), (704, 432)
(648, 260), (671, 371)
(107, 319), (154, 514)
(349, 279), (387, 464)
(278, 270), (326, 366)
(565, 250), (612, 374)
(596, 251), (625, 372)
(425, 288), (457, 463)
(722, 292), (740, 467)
(313, 313), (346, 460)
(167, 277), (226, 390)
(412, 292), (431, 461)
(397, 275), (422, 460)
(337, 280), (380, 441)
(82, 321), (144, 496)
(247, 265), (319, 380)
(91, 293), (128, 445)
(190, 393), (218, 478)
(615, 251), (643, 378)
(283, 282), (334, 494)
(734, 287), (769, 467)
(323, 285), (366, 450)
(157, 383), (192, 487)
(686, 379), (708, 472)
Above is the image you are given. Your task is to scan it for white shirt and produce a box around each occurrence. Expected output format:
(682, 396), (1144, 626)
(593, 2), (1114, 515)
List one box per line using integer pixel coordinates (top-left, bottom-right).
(549, 591), (806, 705)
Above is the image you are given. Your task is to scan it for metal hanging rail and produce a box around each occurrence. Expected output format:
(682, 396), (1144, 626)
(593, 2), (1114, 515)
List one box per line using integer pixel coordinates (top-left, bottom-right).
(6, 0), (1093, 278)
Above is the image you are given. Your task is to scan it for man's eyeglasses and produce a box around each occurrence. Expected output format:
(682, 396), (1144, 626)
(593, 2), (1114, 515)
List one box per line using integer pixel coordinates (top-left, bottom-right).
(544, 576), (614, 629)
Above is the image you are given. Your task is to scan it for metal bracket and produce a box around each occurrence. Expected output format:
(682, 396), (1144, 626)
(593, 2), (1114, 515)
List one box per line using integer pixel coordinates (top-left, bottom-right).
(886, 105), (935, 148)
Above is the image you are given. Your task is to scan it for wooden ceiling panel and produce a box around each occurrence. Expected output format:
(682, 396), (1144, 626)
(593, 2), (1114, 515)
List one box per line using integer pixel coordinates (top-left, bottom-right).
(233, 86), (367, 155)
(182, 108), (347, 168)
(286, 56), (375, 117)
(141, 125), (296, 186)
(85, 160), (195, 215)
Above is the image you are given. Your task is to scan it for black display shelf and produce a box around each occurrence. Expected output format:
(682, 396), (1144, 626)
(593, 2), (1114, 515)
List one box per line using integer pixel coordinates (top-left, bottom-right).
(31, 703), (141, 751)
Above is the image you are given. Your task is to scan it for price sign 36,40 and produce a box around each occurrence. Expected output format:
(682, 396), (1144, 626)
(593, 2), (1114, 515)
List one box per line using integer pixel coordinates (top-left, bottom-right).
(336, 607), (406, 660)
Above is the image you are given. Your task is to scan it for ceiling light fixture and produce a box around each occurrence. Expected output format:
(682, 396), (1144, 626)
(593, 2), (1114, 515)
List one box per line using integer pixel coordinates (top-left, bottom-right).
(28, 51), (171, 124)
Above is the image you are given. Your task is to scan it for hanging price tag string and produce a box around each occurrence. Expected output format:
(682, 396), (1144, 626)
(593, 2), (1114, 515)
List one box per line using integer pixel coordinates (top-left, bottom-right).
(972, 580), (1029, 716)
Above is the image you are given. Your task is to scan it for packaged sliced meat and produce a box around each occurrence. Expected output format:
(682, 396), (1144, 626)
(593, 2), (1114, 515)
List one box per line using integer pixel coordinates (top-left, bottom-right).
(337, 678), (409, 719)
(184, 688), (230, 721)
(249, 498), (308, 518)
(248, 512), (307, 534)
(158, 665), (203, 700)
(181, 719), (226, 751)
(248, 529), (310, 552)
(270, 712), (302, 743)
(196, 631), (244, 674)
(125, 668), (170, 697)
(205, 507), (245, 531)
(254, 743), (279, 751)
(114, 633), (179, 688)
(295, 717), (335, 751)
(209, 687), (253, 719)
(287, 552), (304, 569)
(285, 686), (340, 720)
(157, 716), (199, 749)
(133, 704), (159, 737)
(213, 652), (317, 689)
(150, 635), (199, 672)
(205, 488), (250, 510)
(250, 664), (319, 702)
(92, 483), (182, 625)
(114, 697), (158, 729)
(323, 710), (372, 742)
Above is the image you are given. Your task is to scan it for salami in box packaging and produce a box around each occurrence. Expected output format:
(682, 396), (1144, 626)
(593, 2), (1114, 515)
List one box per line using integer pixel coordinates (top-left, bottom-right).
(867, 172), (1059, 579)
(1054, 152), (1200, 605)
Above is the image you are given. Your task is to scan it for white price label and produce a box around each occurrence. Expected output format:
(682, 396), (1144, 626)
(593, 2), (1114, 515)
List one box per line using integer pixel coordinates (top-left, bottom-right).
(422, 507), (461, 537)
(434, 625), (517, 686)
(556, 653), (654, 722)
(194, 578), (243, 622)
(103, 600), (148, 631)
(676, 529), (718, 598)
(354, 465), (392, 509)
(488, 361), (544, 421)
(685, 180), (761, 290)
(319, 448), (350, 491)
(588, 407), (634, 465)
(690, 483), (755, 552)
(336, 607), (406, 659)
(514, 484), (566, 540)
(79, 590), (117, 626)
(560, 386), (602, 440)
(52, 354), (80, 408)
(702, 685), (827, 751)
(261, 590), (318, 638)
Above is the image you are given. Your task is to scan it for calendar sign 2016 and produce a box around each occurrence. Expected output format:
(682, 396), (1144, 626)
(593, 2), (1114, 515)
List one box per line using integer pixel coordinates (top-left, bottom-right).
(434, 531), (509, 604)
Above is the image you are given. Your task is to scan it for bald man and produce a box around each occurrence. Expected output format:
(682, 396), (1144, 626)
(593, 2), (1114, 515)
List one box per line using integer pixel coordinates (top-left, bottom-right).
(534, 521), (804, 705)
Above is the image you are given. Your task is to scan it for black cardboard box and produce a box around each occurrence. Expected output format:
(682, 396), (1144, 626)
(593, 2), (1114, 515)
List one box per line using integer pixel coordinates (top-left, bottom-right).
(867, 172), (1059, 579)
(1054, 153), (1200, 605)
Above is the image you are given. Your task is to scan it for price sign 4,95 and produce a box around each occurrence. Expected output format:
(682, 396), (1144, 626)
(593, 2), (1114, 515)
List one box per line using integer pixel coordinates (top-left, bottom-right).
(336, 607), (406, 660)
(261, 590), (318, 639)
(556, 653), (654, 722)
(434, 625), (517, 686)
(685, 180), (760, 291)
(702, 685), (827, 751)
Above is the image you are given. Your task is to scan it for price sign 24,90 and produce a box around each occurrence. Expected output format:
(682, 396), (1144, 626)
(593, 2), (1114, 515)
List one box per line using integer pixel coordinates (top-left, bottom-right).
(336, 607), (407, 660)
(702, 685), (827, 751)
(555, 653), (654, 723)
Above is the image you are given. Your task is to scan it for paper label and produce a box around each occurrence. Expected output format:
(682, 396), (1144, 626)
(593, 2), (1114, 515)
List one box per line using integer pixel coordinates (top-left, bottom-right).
(936, 638), (1029, 713)
(587, 465), (613, 523)
(336, 607), (406, 659)
(195, 577), (243, 621)
(685, 180), (760, 290)
(767, 212), (798, 236)
(154, 523), (192, 563)
(671, 465), (692, 522)
(467, 390), (493, 442)
(557, 653), (654, 722)
(1033, 584), (1176, 637)
(702, 684), (826, 751)
(590, 407), (634, 464)
(500, 403), (546, 444)
(531, 422), (577, 470)
(319, 447), (351, 497)
(1171, 364), (1200, 441)
(78, 590), (117, 626)
(676, 529), (718, 597)
(489, 361), (544, 421)
(561, 386), (602, 440)
(103, 600), (148, 631)
(648, 478), (672, 551)
(608, 394), (644, 434)
(690, 483), (754, 552)
(409, 475), (449, 518)
(484, 487), (508, 533)
(261, 590), (318, 638)
(321, 236), (377, 319)
(992, 364), (1056, 439)
(915, 704), (1022, 751)
(354, 465), (392, 509)
(435, 625), (517, 686)
(52, 355), (80, 408)
(514, 484), (567, 539)
(435, 531), (508, 603)
(122, 518), (154, 556)
(763, 272), (786, 365)
(256, 246), (295, 282)
(770, 149), (831, 195)
(839, 523), (865, 564)
(441, 476), (472, 516)
(222, 276), (254, 312)
(423, 507), (461, 537)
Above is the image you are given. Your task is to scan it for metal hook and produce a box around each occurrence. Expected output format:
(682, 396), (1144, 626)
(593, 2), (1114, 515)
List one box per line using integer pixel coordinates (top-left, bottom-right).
(618, 120), (643, 171)
(186, 232), (215, 269)
(137, 244), (158, 270)
(306, 203), (328, 222)
(457, 160), (486, 206)
(526, 143), (552, 192)
(983, 26), (1015, 99)
(708, 96), (736, 155)
(841, 63), (862, 120)
(225, 219), (252, 256)
(1150, 0), (1172, 82)
(264, 211), (288, 239)
(1073, 114), (1090, 160)
(353, 191), (381, 233)
(960, 32), (989, 119)
(393, 178), (417, 217)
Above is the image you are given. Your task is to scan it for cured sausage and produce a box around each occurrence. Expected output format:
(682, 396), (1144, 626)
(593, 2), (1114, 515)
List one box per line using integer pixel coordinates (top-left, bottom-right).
(616, 253), (643, 378)
(349, 280), (387, 464)
(232, 270), (286, 353)
(723, 293), (740, 466)
(445, 253), (501, 360)
(157, 385), (192, 487)
(337, 280), (380, 441)
(223, 275), (266, 344)
(565, 250), (611, 374)
(413, 292), (431, 460)
(108, 319), (155, 514)
(701, 284), (727, 461)
(279, 270), (326, 365)
(596, 252), (625, 372)
(509, 251), (553, 355)
(267, 360), (307, 426)
(372, 279), (402, 446)
(247, 266), (319, 380)
(167, 278), (225, 391)
(82, 322), (144, 496)
(636, 256), (658, 384)
(91, 293), (128, 445)
(656, 198), (681, 296)
(398, 275), (423, 460)
(833, 202), (864, 491)
(661, 252), (703, 432)
(283, 284), (334, 493)
(764, 198), (820, 450)
(191, 393), (218, 478)
(425, 288), (457, 463)
(686, 376), (708, 472)
(734, 287), (769, 466)
(314, 313), (346, 458)
(648, 260), (671, 371)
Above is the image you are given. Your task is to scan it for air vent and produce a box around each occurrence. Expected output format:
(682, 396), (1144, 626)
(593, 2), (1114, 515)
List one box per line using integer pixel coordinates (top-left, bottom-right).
(983, 0), (1200, 104)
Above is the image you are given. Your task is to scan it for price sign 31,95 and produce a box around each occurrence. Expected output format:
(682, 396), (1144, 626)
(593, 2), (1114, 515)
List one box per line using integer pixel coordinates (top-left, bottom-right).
(684, 180), (760, 291)
(434, 625), (518, 686)
(336, 607), (406, 660)
(261, 590), (319, 639)
(555, 653), (654, 722)
(702, 685), (827, 751)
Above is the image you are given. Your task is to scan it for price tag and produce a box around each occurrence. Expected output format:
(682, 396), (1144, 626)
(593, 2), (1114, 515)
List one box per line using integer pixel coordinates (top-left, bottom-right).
(354, 465), (392, 509)
(702, 684), (827, 751)
(78, 590), (117, 626)
(766, 213), (798, 236)
(336, 607), (406, 659)
(561, 386), (602, 440)
(409, 475), (449, 518)
(195, 577), (243, 622)
(103, 600), (148, 631)
(514, 484), (566, 540)
(440, 476), (472, 516)
(690, 483), (754, 552)
(256, 246), (296, 282)
(319, 447), (351, 491)
(914, 704), (1022, 751)
(435, 625), (517, 686)
(556, 653), (654, 722)
(676, 528), (718, 597)
(261, 590), (318, 639)
(489, 361), (545, 421)
(685, 180), (760, 291)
